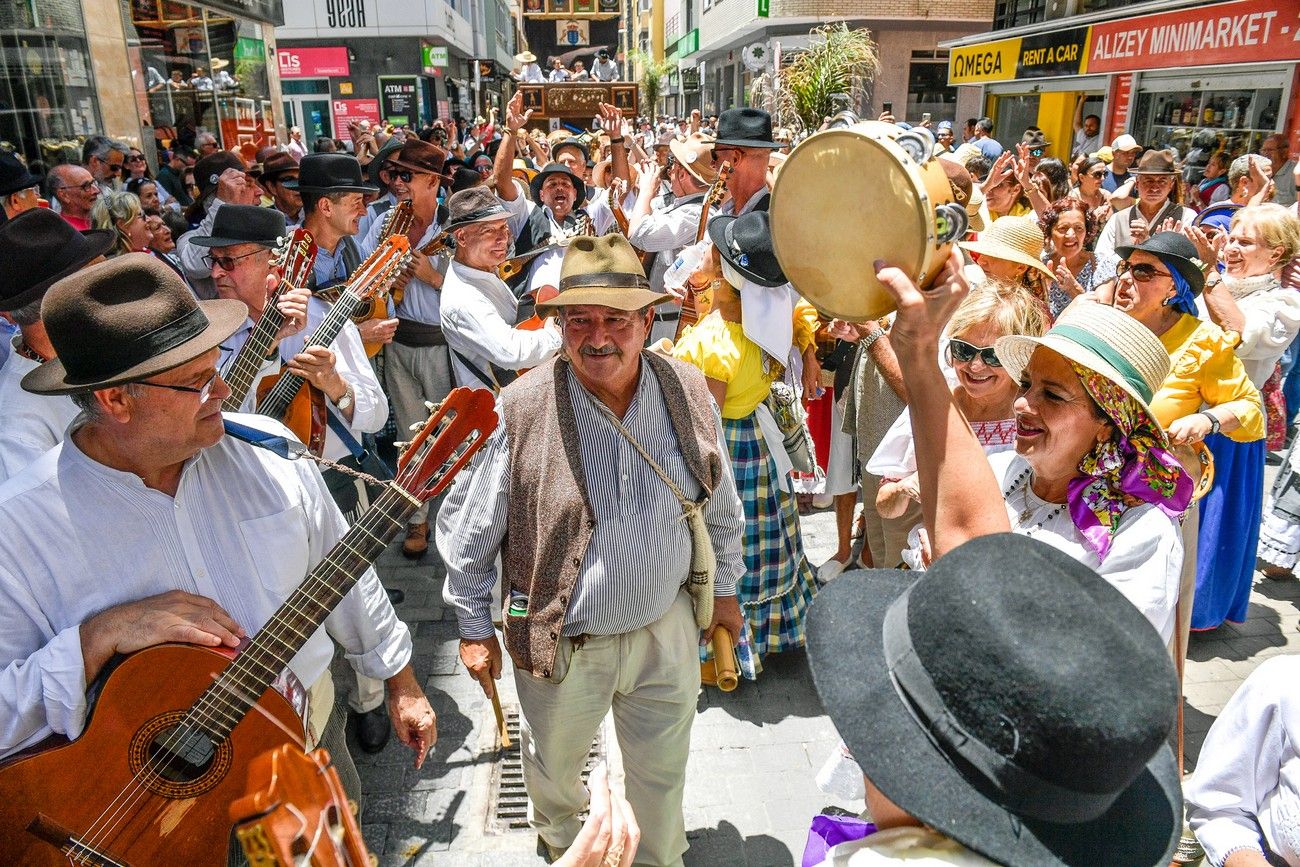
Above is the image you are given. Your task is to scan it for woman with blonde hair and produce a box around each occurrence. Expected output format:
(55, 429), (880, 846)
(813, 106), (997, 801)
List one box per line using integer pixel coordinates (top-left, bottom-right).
(90, 189), (151, 257)
(868, 279), (1050, 568)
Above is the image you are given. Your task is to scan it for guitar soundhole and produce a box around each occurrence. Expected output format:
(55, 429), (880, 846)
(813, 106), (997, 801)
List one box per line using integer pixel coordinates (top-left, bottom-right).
(128, 711), (232, 798)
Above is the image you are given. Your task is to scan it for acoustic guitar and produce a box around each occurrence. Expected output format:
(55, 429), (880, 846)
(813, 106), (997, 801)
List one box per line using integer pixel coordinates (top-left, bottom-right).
(230, 745), (370, 867)
(255, 236), (411, 454)
(675, 161), (731, 341)
(221, 228), (318, 411)
(497, 213), (594, 283)
(0, 387), (498, 866)
(355, 201), (414, 358)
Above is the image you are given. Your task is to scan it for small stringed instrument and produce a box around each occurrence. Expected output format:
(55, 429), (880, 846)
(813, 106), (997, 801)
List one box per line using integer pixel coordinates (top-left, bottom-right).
(497, 213), (594, 282)
(222, 228), (318, 411)
(256, 236), (411, 454)
(0, 388), (498, 866)
(230, 745), (371, 867)
(608, 177), (655, 270)
(676, 161), (731, 340)
(355, 201), (415, 357)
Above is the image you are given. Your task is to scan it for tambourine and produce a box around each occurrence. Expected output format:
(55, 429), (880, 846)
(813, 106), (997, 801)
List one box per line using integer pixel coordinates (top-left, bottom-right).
(770, 117), (968, 323)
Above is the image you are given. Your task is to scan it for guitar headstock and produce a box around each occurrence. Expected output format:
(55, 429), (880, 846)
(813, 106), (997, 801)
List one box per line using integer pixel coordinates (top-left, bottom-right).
(382, 199), (415, 242)
(705, 161), (732, 208)
(348, 235), (413, 301)
(277, 227), (317, 293)
(396, 387), (498, 501)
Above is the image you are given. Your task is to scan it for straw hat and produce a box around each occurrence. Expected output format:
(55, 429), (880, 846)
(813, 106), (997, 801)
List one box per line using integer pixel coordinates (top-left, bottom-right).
(959, 215), (1055, 281)
(995, 299), (1172, 429)
(668, 132), (718, 185)
(515, 50), (537, 64)
(537, 235), (669, 315)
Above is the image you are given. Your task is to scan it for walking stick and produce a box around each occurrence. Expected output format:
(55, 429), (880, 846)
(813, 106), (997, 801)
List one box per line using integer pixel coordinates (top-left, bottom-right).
(490, 685), (512, 750)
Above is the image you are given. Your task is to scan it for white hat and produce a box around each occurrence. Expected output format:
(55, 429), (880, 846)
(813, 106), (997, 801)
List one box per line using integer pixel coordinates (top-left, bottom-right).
(1111, 134), (1141, 152)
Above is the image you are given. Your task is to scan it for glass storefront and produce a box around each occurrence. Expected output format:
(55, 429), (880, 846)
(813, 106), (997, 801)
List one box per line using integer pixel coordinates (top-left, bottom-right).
(123, 0), (276, 155)
(1133, 82), (1285, 162)
(0, 2), (101, 164)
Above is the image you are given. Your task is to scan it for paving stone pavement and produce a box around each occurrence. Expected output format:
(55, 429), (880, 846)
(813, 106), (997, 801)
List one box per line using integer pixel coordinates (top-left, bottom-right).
(344, 495), (1300, 866)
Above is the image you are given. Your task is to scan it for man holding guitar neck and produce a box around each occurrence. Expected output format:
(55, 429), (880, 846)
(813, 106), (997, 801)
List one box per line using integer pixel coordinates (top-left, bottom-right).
(358, 138), (452, 560)
(0, 255), (434, 791)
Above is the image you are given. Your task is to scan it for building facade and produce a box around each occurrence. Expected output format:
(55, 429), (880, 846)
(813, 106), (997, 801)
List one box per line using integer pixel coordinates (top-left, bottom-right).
(943, 0), (1300, 164)
(275, 0), (514, 137)
(2, 0), (284, 166)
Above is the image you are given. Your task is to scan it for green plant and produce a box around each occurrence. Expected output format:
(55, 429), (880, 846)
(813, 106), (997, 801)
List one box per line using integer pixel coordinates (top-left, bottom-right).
(630, 50), (676, 116)
(750, 23), (879, 136)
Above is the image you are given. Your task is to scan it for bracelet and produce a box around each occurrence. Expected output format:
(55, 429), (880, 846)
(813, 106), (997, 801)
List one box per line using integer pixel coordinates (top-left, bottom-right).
(608, 136), (624, 143)
(861, 327), (885, 351)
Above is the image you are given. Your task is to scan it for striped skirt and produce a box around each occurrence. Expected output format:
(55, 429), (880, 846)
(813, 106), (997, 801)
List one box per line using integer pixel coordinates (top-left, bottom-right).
(723, 413), (819, 661)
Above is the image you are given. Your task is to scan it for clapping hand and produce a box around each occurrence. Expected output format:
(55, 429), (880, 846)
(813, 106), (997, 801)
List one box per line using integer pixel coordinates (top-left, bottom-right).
(635, 158), (662, 197)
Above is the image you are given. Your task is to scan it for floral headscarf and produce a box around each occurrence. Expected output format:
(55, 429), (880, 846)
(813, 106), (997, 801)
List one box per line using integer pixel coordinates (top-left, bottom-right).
(1066, 361), (1193, 560)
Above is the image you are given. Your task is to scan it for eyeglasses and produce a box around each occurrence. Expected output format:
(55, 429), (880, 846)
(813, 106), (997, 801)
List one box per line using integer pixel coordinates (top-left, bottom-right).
(947, 338), (1003, 367)
(135, 370), (219, 403)
(1117, 260), (1172, 282)
(106, 162), (124, 173)
(60, 180), (97, 193)
(202, 249), (266, 271)
(1087, 170), (1106, 178)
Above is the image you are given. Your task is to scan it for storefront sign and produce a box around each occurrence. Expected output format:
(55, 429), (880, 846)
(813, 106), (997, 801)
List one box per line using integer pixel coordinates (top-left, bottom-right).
(378, 75), (420, 126)
(949, 38), (1019, 85)
(332, 98), (380, 131)
(681, 67), (700, 93)
(422, 43), (449, 73)
(277, 46), (350, 78)
(757, 0), (769, 17)
(1107, 73), (1134, 142)
(234, 37), (265, 63)
(1089, 0), (1297, 74)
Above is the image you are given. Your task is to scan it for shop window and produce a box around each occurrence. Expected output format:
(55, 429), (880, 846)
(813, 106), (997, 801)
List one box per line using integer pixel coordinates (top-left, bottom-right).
(993, 94), (1039, 147)
(0, 4), (101, 164)
(907, 52), (955, 125)
(1132, 87), (1283, 162)
(993, 0), (1046, 31)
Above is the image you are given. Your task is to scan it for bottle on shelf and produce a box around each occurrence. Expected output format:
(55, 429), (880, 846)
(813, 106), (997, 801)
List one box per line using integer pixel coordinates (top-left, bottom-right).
(1182, 99), (1197, 125)
(1202, 99), (1215, 125)
(1225, 99), (1238, 129)
(1212, 99), (1224, 126)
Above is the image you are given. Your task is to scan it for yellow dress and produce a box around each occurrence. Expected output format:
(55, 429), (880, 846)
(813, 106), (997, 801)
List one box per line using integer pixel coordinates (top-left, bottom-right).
(1150, 313), (1264, 442)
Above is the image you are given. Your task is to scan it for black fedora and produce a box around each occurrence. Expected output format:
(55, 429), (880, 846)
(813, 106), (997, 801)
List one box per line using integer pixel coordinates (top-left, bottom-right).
(807, 534), (1182, 867)
(0, 209), (115, 312)
(713, 107), (782, 149)
(0, 151), (42, 198)
(189, 205), (287, 249)
(22, 254), (247, 395)
(442, 186), (509, 232)
(284, 153), (377, 194)
(447, 165), (484, 195)
(708, 210), (786, 287)
(1117, 231), (1206, 295)
(194, 151), (248, 199)
(530, 162), (587, 208)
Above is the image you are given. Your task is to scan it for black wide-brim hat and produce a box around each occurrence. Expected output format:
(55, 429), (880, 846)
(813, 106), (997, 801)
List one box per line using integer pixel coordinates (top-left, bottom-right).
(530, 162), (587, 209)
(708, 211), (786, 287)
(0, 151), (42, 198)
(188, 204), (288, 248)
(713, 107), (782, 149)
(807, 534), (1182, 867)
(23, 254), (247, 396)
(284, 153), (378, 194)
(1117, 231), (1206, 295)
(0, 208), (116, 312)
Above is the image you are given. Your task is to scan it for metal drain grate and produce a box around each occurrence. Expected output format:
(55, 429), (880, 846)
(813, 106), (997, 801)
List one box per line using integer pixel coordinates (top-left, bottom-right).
(486, 707), (606, 833)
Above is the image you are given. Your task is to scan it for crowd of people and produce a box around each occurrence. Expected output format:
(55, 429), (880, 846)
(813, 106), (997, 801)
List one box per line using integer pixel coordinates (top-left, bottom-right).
(0, 85), (1297, 867)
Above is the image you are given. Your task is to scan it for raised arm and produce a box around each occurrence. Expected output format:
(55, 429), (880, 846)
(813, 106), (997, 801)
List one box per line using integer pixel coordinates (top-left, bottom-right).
(492, 93), (531, 201)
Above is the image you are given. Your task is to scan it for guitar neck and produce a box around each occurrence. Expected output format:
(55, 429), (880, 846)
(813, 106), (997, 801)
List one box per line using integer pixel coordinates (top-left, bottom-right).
(256, 290), (362, 419)
(222, 305), (286, 411)
(192, 484), (419, 741)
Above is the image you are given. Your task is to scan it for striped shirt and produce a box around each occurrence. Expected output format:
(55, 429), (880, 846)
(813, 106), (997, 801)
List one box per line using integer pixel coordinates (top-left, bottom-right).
(437, 364), (745, 641)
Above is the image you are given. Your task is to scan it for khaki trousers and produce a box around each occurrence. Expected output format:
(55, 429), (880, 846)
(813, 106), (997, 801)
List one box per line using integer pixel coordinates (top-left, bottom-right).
(383, 340), (452, 524)
(514, 591), (699, 867)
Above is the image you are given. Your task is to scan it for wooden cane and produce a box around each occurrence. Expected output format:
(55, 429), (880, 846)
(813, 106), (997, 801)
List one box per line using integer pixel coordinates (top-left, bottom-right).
(711, 628), (739, 692)
(490, 686), (512, 749)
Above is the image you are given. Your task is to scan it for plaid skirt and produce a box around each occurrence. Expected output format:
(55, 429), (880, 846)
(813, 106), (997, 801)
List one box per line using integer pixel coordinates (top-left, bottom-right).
(723, 413), (819, 660)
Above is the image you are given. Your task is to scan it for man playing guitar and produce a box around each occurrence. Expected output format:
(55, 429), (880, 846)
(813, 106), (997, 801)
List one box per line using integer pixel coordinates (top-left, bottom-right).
(0, 255), (434, 808)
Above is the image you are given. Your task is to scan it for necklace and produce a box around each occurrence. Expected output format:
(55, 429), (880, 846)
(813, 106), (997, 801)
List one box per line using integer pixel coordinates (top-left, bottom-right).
(1003, 467), (1066, 532)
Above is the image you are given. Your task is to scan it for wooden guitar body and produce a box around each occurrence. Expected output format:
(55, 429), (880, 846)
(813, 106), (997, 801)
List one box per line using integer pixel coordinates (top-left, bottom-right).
(0, 644), (302, 866)
(256, 374), (329, 456)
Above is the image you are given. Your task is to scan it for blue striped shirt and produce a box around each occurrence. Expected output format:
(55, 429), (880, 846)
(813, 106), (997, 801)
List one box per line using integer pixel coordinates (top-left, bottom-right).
(437, 364), (745, 641)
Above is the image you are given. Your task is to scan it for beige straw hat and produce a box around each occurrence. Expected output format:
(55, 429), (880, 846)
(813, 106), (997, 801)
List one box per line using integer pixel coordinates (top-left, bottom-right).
(959, 215), (1056, 281)
(994, 299), (1172, 430)
(668, 131), (719, 185)
(538, 234), (670, 315)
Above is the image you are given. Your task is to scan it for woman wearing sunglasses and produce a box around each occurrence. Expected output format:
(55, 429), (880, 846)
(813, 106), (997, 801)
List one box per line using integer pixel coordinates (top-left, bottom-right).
(1110, 232), (1263, 656)
(867, 280), (1048, 568)
(1069, 156), (1112, 224)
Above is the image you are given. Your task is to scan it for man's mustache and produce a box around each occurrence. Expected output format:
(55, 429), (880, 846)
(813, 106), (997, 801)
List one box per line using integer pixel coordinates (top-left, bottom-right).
(581, 345), (619, 357)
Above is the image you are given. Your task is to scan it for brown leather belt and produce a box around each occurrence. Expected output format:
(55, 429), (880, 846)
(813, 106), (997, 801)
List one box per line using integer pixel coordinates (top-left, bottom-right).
(394, 318), (446, 347)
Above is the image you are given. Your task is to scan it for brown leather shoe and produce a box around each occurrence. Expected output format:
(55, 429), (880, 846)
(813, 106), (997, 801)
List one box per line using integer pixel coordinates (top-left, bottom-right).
(402, 521), (429, 559)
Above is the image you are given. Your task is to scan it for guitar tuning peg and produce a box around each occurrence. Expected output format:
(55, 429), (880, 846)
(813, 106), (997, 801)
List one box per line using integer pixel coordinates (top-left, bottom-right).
(394, 441), (409, 451)
(408, 421), (424, 431)
(423, 401), (436, 411)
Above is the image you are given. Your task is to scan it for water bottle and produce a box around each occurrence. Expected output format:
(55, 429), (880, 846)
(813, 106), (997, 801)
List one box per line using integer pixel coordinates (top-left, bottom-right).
(663, 239), (710, 293)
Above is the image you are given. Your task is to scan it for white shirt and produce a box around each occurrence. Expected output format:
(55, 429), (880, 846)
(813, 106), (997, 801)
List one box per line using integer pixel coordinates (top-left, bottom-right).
(0, 413), (411, 759)
(628, 193), (705, 293)
(548, 68), (571, 82)
(439, 259), (561, 389)
(1094, 203), (1197, 265)
(1225, 277), (1300, 388)
(359, 213), (449, 325)
(0, 347), (78, 484)
(518, 63), (545, 83)
(177, 197), (227, 300)
(287, 138), (307, 163)
(992, 452), (1181, 644)
(1188, 655), (1300, 867)
(502, 183), (616, 298)
(221, 298), (388, 462)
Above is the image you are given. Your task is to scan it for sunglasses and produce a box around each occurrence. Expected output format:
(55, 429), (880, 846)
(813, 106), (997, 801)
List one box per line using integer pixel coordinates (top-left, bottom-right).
(1117, 260), (1172, 282)
(202, 249), (266, 271)
(395, 169), (433, 183)
(126, 155), (145, 163)
(1028, 148), (1044, 158)
(948, 338), (1003, 367)
(1087, 170), (1106, 178)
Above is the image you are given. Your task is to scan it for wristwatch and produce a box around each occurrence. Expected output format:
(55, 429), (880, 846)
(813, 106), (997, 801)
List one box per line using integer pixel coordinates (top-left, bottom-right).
(1200, 411), (1221, 436)
(334, 385), (354, 412)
